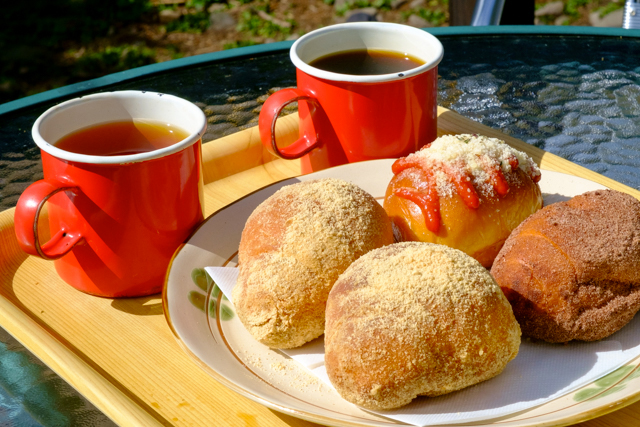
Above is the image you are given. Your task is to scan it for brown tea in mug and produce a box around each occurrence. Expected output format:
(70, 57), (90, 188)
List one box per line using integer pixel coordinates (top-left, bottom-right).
(309, 49), (425, 76)
(54, 120), (190, 156)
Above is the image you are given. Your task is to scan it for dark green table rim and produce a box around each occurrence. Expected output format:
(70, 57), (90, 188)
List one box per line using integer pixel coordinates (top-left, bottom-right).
(2, 25), (640, 117)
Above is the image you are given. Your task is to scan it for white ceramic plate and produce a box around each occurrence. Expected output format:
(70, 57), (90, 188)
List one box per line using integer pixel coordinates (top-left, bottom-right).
(163, 159), (640, 427)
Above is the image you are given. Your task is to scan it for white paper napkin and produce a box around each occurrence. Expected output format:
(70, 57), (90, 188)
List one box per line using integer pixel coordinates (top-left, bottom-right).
(205, 266), (640, 427)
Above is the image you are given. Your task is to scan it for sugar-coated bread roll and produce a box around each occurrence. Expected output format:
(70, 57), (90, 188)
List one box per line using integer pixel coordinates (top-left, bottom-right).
(325, 242), (521, 410)
(233, 178), (394, 349)
(383, 134), (542, 268)
(491, 189), (640, 343)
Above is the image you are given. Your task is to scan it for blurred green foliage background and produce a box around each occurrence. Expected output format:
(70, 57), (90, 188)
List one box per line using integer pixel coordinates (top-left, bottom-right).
(0, 0), (622, 105)
(1, 0), (159, 104)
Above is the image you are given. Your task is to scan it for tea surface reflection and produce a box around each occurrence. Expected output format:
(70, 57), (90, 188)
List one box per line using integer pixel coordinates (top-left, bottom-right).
(54, 120), (189, 156)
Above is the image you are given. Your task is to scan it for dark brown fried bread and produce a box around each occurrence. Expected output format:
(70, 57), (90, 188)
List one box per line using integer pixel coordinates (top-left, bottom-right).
(491, 189), (640, 343)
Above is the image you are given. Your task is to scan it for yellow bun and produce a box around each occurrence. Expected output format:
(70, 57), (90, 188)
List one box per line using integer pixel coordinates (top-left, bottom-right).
(383, 134), (542, 268)
(325, 242), (521, 410)
(233, 178), (394, 349)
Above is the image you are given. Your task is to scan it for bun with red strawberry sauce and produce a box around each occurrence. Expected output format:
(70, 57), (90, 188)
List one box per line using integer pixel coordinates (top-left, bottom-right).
(383, 134), (542, 268)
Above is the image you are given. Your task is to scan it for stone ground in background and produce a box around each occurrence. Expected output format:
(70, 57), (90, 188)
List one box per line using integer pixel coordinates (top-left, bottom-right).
(534, 0), (624, 27)
(1, 0), (624, 104)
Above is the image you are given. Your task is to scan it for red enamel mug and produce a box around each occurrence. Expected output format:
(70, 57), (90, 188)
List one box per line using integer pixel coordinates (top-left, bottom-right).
(14, 91), (207, 298)
(259, 22), (444, 174)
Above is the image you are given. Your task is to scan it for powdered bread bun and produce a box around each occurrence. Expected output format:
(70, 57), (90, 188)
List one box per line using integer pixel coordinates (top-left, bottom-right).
(383, 134), (542, 268)
(233, 178), (394, 349)
(325, 242), (521, 410)
(491, 189), (640, 343)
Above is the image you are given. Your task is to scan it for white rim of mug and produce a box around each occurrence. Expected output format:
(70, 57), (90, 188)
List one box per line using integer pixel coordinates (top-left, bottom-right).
(31, 90), (207, 165)
(290, 22), (444, 83)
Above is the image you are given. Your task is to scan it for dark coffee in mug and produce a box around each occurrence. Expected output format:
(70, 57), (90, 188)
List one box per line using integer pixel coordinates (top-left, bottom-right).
(259, 22), (444, 174)
(309, 49), (425, 76)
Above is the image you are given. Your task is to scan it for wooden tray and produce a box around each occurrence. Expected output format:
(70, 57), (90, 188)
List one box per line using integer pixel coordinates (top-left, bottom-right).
(1, 107), (640, 427)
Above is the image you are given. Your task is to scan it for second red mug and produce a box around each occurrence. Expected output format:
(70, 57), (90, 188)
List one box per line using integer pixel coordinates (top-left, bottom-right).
(259, 22), (444, 174)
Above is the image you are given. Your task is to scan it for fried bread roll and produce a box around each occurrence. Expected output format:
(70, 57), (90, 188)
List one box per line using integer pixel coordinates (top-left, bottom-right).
(383, 134), (542, 268)
(325, 242), (521, 410)
(233, 178), (394, 349)
(491, 189), (640, 343)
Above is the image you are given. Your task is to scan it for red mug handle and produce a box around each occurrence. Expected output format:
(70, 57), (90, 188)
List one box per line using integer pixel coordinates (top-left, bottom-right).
(259, 88), (322, 160)
(14, 180), (84, 260)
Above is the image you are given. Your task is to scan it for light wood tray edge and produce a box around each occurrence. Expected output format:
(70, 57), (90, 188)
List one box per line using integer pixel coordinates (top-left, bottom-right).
(0, 209), (163, 427)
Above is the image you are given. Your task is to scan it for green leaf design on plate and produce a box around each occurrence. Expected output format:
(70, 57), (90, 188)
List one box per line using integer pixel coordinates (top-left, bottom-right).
(629, 367), (640, 380)
(210, 284), (229, 301)
(187, 268), (235, 320)
(212, 283), (221, 298)
(221, 303), (234, 321)
(191, 268), (212, 292)
(597, 385), (626, 400)
(594, 365), (635, 387)
(574, 387), (602, 402)
(574, 365), (639, 402)
(188, 291), (206, 312)
(209, 299), (217, 318)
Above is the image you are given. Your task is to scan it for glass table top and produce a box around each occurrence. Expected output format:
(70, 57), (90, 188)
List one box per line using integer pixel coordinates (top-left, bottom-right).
(2, 31), (640, 213)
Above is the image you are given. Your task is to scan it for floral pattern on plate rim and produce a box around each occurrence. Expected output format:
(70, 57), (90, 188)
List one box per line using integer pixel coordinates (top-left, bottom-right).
(188, 267), (234, 321)
(574, 364), (640, 402)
